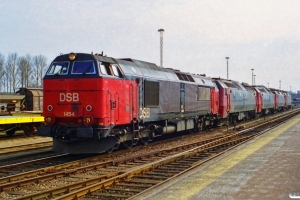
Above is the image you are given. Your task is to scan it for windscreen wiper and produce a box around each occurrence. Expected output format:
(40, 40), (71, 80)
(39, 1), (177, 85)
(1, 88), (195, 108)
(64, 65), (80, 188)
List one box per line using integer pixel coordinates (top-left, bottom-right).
(82, 66), (92, 75)
(55, 67), (63, 76)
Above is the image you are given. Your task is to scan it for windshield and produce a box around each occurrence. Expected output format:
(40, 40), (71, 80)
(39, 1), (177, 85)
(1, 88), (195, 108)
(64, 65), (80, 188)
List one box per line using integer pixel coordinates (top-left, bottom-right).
(71, 61), (96, 75)
(47, 62), (69, 75)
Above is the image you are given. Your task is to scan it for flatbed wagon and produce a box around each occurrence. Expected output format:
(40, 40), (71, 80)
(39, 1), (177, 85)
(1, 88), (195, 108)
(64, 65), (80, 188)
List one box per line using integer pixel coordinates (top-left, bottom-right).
(0, 88), (44, 136)
(0, 114), (44, 136)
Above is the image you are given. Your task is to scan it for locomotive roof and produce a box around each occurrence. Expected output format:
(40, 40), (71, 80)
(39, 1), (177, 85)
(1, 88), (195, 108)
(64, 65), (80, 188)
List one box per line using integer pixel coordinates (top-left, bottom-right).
(269, 88), (288, 93)
(213, 78), (247, 90)
(51, 53), (215, 87)
(115, 58), (215, 87)
(53, 53), (117, 64)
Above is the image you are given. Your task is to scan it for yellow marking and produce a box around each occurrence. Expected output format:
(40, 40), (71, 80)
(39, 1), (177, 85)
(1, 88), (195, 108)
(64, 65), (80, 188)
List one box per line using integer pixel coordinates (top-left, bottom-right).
(0, 116), (44, 124)
(11, 112), (42, 117)
(158, 117), (300, 200)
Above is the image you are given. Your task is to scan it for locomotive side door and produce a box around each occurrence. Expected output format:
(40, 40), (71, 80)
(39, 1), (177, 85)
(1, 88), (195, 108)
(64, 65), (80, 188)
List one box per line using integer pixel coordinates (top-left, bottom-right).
(130, 83), (138, 120)
(227, 88), (231, 113)
(180, 83), (185, 112)
(109, 91), (119, 124)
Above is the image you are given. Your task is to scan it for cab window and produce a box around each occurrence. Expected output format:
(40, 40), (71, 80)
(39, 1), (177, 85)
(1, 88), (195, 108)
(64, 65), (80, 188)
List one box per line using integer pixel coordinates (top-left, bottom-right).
(47, 62), (69, 75)
(112, 64), (122, 78)
(98, 62), (122, 78)
(104, 64), (113, 75)
(71, 61), (95, 75)
(99, 63), (107, 75)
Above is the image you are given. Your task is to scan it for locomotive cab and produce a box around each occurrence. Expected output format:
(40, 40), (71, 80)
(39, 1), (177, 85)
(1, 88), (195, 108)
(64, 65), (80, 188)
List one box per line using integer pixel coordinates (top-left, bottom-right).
(38, 53), (138, 153)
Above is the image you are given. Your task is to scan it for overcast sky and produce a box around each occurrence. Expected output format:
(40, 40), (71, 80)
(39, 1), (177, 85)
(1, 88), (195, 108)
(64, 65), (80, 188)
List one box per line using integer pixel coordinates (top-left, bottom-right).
(1, 0), (299, 91)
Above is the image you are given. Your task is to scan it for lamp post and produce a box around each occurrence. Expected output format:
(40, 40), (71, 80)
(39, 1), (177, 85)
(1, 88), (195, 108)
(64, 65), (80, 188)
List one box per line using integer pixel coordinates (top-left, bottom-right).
(225, 57), (229, 79)
(279, 80), (281, 89)
(254, 75), (256, 85)
(251, 69), (254, 85)
(268, 82), (269, 88)
(158, 29), (164, 67)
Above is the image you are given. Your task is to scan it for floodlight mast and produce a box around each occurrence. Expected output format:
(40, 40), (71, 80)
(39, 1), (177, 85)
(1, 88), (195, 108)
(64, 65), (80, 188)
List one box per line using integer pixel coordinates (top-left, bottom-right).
(158, 29), (164, 67)
(225, 57), (229, 79)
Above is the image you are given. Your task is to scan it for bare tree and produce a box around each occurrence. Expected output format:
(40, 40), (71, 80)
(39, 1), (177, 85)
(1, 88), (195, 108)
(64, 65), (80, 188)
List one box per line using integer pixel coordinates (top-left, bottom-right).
(0, 53), (5, 92)
(2, 71), (8, 93)
(0, 53), (48, 92)
(18, 54), (32, 88)
(6, 53), (19, 93)
(33, 55), (47, 87)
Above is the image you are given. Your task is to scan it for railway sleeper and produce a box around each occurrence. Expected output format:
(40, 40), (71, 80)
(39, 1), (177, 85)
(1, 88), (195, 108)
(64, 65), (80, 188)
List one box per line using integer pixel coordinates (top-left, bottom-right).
(151, 169), (179, 174)
(132, 160), (149, 164)
(108, 186), (144, 193)
(117, 182), (153, 188)
(176, 160), (196, 164)
(167, 162), (190, 167)
(91, 192), (132, 198)
(134, 174), (168, 180)
(146, 171), (175, 177)
(156, 166), (183, 171)
(125, 178), (161, 184)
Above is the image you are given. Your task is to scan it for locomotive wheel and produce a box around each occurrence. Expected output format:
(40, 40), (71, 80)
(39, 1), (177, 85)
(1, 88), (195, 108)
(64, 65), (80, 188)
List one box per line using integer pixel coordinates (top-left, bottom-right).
(6, 128), (16, 136)
(149, 132), (154, 141)
(122, 140), (133, 149)
(196, 120), (204, 132)
(23, 125), (36, 136)
(140, 135), (150, 145)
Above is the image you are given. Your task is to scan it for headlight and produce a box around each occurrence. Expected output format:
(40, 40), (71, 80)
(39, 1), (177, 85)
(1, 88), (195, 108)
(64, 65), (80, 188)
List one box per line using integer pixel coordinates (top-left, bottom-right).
(45, 115), (55, 124)
(69, 52), (76, 60)
(83, 115), (94, 125)
(85, 117), (91, 123)
(45, 116), (52, 123)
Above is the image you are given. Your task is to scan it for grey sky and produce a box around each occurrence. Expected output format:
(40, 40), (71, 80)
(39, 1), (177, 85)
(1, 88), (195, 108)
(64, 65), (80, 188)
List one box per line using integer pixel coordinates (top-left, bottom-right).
(1, 0), (299, 91)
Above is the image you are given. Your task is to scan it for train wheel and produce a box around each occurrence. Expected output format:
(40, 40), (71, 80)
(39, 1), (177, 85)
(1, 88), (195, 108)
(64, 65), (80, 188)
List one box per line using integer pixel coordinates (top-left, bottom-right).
(149, 132), (154, 142)
(6, 128), (16, 136)
(23, 125), (36, 136)
(139, 128), (150, 145)
(122, 140), (133, 149)
(140, 136), (149, 145)
(196, 120), (204, 131)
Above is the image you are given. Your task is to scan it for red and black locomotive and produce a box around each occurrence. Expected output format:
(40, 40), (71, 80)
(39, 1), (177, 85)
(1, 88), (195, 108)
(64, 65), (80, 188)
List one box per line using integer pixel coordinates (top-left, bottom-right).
(38, 52), (292, 153)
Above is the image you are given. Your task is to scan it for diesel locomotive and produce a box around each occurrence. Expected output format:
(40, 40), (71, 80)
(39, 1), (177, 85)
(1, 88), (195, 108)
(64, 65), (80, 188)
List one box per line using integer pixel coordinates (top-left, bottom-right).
(37, 52), (292, 153)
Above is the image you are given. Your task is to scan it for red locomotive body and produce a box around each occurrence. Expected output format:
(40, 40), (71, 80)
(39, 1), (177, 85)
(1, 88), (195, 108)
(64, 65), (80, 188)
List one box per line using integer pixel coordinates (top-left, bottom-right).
(253, 88), (263, 113)
(210, 87), (219, 115)
(43, 78), (138, 127)
(217, 87), (231, 118)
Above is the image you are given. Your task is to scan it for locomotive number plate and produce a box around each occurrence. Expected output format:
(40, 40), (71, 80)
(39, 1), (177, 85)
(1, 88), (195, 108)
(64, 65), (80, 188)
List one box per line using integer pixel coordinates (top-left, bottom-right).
(64, 112), (75, 117)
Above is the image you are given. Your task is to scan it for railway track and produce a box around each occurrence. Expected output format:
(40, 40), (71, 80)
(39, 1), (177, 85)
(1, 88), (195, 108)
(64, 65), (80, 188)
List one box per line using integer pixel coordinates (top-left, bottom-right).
(0, 132), (26, 139)
(0, 141), (53, 156)
(0, 135), (226, 199)
(0, 109), (298, 199)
